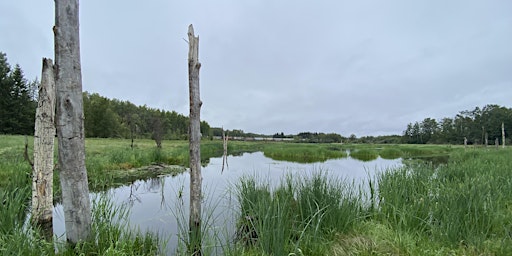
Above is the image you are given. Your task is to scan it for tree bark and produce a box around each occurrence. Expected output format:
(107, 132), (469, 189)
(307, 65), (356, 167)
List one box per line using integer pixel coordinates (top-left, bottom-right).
(188, 24), (202, 256)
(31, 58), (56, 237)
(54, 0), (92, 243)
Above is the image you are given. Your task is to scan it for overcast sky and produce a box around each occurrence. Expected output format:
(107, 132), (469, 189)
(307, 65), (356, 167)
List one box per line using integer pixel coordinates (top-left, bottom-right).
(1, 1), (511, 136)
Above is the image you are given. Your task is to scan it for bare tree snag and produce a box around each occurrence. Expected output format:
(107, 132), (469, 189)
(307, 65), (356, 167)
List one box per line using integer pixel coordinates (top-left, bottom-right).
(188, 24), (202, 256)
(54, 0), (92, 243)
(502, 122), (506, 148)
(31, 58), (56, 236)
(222, 128), (228, 173)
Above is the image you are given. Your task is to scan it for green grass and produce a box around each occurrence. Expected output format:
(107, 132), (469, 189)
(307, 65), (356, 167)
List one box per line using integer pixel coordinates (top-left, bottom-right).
(349, 149), (379, 161)
(2, 134), (511, 255)
(372, 148), (512, 255)
(262, 143), (346, 163)
(232, 172), (367, 255)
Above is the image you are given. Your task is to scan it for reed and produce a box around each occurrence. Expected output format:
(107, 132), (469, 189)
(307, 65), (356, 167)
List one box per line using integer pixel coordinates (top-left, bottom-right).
(234, 172), (366, 255)
(375, 148), (512, 253)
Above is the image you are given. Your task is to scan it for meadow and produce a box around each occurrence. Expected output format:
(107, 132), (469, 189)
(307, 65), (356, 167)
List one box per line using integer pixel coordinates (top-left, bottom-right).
(1, 134), (510, 255)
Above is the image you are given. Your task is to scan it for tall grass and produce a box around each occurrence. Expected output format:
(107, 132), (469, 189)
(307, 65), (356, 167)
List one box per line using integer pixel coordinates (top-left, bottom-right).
(263, 144), (346, 163)
(0, 191), (162, 255)
(233, 172), (367, 255)
(56, 194), (161, 255)
(349, 149), (379, 161)
(375, 148), (512, 254)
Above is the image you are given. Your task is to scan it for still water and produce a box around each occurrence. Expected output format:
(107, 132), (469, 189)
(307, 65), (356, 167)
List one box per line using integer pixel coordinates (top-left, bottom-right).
(53, 151), (402, 253)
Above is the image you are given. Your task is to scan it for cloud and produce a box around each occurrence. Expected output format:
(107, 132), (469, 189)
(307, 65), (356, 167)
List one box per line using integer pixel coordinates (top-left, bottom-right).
(1, 0), (511, 136)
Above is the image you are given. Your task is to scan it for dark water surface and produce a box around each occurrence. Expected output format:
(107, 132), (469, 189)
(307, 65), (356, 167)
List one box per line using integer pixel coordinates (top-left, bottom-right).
(53, 152), (402, 253)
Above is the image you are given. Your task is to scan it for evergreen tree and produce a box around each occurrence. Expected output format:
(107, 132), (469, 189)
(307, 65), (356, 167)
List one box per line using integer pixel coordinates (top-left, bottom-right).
(0, 52), (12, 133)
(0, 53), (37, 135)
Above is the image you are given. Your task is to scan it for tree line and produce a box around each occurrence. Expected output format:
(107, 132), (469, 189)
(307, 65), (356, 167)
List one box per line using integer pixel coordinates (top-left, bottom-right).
(0, 52), (211, 143)
(2, 52), (510, 146)
(402, 104), (511, 145)
(82, 92), (210, 141)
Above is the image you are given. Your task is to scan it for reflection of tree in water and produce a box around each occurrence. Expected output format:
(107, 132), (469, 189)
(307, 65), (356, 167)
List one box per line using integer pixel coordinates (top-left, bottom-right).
(127, 178), (163, 206)
(222, 129), (228, 173)
(143, 177), (163, 192)
(127, 183), (141, 206)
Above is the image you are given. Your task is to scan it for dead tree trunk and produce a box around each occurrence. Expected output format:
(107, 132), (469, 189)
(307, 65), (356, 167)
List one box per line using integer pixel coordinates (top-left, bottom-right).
(502, 122), (506, 148)
(188, 24), (202, 256)
(222, 128), (228, 173)
(54, 0), (92, 243)
(31, 58), (56, 236)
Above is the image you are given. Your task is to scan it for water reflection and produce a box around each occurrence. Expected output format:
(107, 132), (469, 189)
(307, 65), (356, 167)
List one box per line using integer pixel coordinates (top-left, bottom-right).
(53, 151), (402, 253)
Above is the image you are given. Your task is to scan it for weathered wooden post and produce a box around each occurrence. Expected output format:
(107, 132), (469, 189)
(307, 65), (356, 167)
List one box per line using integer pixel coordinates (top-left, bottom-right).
(54, 0), (92, 243)
(187, 24), (202, 255)
(222, 128), (228, 173)
(502, 122), (506, 148)
(31, 58), (56, 237)
(464, 137), (467, 149)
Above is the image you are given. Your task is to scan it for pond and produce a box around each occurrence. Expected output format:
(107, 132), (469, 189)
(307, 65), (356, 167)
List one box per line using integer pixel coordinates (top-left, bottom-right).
(52, 151), (403, 253)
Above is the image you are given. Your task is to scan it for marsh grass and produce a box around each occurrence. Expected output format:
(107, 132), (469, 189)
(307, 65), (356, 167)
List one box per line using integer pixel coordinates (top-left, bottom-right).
(378, 148), (402, 159)
(0, 188), (160, 255)
(375, 148), (512, 254)
(262, 143), (346, 163)
(234, 172), (367, 255)
(349, 149), (379, 161)
(56, 194), (161, 255)
(3, 135), (511, 255)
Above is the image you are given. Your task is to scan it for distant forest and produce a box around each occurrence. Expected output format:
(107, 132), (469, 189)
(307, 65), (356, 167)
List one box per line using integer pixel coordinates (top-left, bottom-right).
(1, 51), (510, 145)
(403, 104), (511, 145)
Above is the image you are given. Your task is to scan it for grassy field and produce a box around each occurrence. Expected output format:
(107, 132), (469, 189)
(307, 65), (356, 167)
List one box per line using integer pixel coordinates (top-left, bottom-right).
(1, 135), (510, 255)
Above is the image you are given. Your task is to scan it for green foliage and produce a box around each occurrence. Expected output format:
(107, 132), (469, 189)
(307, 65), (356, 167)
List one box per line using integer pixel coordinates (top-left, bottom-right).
(403, 104), (512, 145)
(296, 132), (343, 143)
(0, 52), (37, 135)
(82, 92), (197, 141)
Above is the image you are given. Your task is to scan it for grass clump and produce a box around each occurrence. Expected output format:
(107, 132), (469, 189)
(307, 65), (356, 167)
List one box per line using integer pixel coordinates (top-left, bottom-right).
(263, 143), (346, 163)
(350, 149), (379, 161)
(233, 172), (366, 255)
(378, 148), (402, 159)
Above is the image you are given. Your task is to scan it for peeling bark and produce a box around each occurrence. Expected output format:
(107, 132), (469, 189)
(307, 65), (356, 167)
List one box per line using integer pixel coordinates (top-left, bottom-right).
(31, 58), (56, 238)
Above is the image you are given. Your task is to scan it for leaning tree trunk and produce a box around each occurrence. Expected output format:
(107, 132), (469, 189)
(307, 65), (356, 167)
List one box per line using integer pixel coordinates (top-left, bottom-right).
(188, 24), (202, 256)
(54, 0), (92, 243)
(31, 58), (56, 237)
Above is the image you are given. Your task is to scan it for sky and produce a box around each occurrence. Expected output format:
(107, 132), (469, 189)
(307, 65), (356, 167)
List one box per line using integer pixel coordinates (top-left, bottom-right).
(1, 0), (511, 136)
